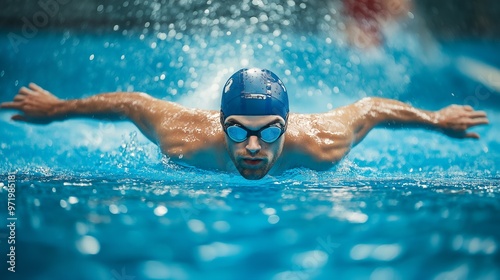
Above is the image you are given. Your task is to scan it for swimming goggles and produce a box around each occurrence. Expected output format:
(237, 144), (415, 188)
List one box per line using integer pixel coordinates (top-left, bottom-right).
(223, 122), (286, 143)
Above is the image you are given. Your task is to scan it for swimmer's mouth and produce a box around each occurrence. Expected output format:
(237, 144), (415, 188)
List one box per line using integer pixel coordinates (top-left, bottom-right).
(242, 158), (264, 166)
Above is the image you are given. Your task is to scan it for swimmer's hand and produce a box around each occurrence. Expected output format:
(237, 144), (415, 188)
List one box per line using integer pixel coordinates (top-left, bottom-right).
(434, 105), (489, 139)
(0, 83), (63, 124)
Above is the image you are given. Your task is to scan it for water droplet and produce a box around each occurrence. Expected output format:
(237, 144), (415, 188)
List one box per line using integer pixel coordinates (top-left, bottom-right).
(76, 235), (100, 255)
(213, 221), (230, 233)
(188, 219), (206, 233)
(68, 196), (79, 204)
(109, 204), (119, 214)
(268, 215), (280, 224)
(157, 32), (167, 40)
(75, 222), (88, 235)
(292, 250), (328, 269)
(154, 205), (168, 216)
(60, 199), (68, 208)
(263, 207), (276, 215)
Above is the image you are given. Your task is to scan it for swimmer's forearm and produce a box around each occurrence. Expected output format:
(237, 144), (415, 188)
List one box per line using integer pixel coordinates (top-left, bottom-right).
(342, 97), (438, 146)
(53, 92), (167, 143)
(54, 92), (151, 119)
(367, 98), (437, 128)
(359, 97), (488, 139)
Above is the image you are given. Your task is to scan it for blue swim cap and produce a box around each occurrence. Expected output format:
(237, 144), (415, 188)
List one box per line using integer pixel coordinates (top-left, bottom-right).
(220, 68), (289, 122)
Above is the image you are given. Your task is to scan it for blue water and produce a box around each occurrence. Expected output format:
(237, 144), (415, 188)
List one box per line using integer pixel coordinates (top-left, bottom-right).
(1, 8), (500, 280)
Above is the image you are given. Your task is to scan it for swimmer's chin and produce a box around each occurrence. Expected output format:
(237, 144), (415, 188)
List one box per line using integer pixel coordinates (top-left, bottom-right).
(246, 176), (265, 180)
(238, 168), (269, 180)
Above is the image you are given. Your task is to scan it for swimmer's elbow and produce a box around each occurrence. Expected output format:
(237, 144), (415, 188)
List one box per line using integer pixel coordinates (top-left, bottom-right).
(349, 97), (379, 134)
(357, 97), (377, 105)
(354, 97), (376, 117)
(125, 92), (155, 104)
(132, 92), (154, 99)
(357, 97), (383, 106)
(355, 97), (395, 126)
(118, 92), (156, 116)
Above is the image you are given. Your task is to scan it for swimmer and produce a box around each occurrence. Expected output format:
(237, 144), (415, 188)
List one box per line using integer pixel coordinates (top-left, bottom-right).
(0, 68), (489, 180)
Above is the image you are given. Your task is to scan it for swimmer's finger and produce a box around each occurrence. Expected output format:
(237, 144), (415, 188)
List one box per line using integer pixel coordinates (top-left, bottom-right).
(469, 117), (489, 126)
(463, 105), (474, 111)
(0, 102), (21, 110)
(465, 132), (480, 139)
(29, 83), (45, 92)
(469, 110), (487, 118)
(18, 86), (33, 96)
(11, 114), (26, 122)
(14, 95), (25, 102)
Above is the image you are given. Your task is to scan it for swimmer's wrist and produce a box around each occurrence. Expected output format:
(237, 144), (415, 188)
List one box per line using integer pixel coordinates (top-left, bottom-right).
(428, 111), (439, 127)
(51, 99), (74, 118)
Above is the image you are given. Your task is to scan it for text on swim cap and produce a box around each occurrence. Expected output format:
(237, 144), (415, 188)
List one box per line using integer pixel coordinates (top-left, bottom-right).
(242, 93), (269, 99)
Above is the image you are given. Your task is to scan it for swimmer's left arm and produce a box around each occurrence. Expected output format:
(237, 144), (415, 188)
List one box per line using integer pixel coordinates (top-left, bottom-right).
(0, 83), (178, 144)
(343, 97), (489, 145)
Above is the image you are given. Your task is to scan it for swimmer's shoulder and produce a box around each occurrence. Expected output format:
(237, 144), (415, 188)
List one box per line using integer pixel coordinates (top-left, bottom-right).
(155, 107), (223, 152)
(139, 95), (218, 125)
(284, 112), (352, 163)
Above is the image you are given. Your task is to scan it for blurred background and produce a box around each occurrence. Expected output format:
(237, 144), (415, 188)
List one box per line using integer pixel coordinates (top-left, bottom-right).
(1, 0), (500, 108)
(1, 0), (499, 111)
(1, 0), (500, 38)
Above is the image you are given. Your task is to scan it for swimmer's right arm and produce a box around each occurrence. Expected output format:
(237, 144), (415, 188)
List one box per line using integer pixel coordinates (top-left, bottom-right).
(339, 97), (489, 145)
(0, 83), (178, 142)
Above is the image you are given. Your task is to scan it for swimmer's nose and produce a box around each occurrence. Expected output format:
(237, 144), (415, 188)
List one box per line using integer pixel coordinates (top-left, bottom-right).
(245, 135), (261, 155)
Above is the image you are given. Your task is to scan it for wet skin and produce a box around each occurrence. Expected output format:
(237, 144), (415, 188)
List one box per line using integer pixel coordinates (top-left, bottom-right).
(0, 83), (490, 179)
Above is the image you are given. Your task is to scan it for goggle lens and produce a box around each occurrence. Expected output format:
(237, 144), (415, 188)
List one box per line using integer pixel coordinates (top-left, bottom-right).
(226, 126), (248, 142)
(259, 126), (282, 143)
(225, 124), (284, 143)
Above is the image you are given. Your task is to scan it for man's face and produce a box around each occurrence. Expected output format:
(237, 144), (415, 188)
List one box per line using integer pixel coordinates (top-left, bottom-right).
(222, 115), (286, 180)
